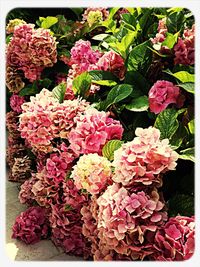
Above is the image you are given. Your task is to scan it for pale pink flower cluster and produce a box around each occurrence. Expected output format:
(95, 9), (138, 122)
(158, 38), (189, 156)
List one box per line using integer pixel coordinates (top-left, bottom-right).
(10, 94), (25, 113)
(12, 206), (49, 244)
(151, 216), (195, 260)
(151, 18), (167, 45)
(97, 184), (167, 241)
(174, 24), (195, 65)
(19, 89), (89, 152)
(148, 80), (185, 114)
(68, 108), (124, 155)
(112, 127), (179, 186)
(6, 24), (57, 82)
(71, 153), (112, 195)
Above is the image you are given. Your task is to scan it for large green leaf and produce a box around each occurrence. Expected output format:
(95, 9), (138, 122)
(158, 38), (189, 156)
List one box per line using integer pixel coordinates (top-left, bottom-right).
(179, 147), (195, 162)
(102, 140), (123, 161)
(40, 16), (58, 29)
(164, 69), (195, 83)
(166, 11), (185, 33)
(125, 96), (149, 112)
(125, 71), (150, 94)
(52, 82), (66, 103)
(161, 32), (179, 49)
(92, 80), (117, 87)
(188, 119), (195, 134)
(89, 70), (118, 82)
(127, 40), (152, 72)
(19, 82), (39, 96)
(72, 72), (92, 97)
(103, 84), (133, 110)
(168, 194), (194, 217)
(154, 108), (182, 139)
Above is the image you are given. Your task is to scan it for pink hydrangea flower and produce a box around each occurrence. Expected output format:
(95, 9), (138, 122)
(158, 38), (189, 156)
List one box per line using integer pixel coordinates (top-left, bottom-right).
(10, 94), (25, 113)
(71, 153), (112, 195)
(174, 25), (195, 65)
(49, 204), (89, 257)
(148, 80), (185, 114)
(97, 184), (167, 242)
(19, 175), (38, 204)
(68, 108), (124, 155)
(97, 50), (126, 79)
(151, 18), (167, 45)
(12, 206), (49, 244)
(113, 127), (178, 187)
(6, 24), (57, 82)
(82, 8), (109, 22)
(151, 216), (195, 261)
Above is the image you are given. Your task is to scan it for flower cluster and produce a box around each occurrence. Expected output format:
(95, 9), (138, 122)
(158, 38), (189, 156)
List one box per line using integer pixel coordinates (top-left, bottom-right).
(12, 206), (49, 244)
(71, 153), (112, 195)
(6, 23), (57, 82)
(10, 94), (25, 113)
(151, 18), (167, 45)
(148, 80), (185, 114)
(151, 216), (195, 260)
(113, 127), (178, 186)
(174, 25), (195, 65)
(68, 108), (123, 155)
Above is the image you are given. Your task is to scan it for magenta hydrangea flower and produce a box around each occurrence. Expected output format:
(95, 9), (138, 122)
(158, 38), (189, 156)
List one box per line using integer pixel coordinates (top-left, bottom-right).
(148, 80), (185, 114)
(174, 24), (195, 65)
(12, 206), (49, 244)
(151, 216), (195, 261)
(71, 153), (112, 195)
(113, 127), (178, 187)
(10, 94), (25, 113)
(68, 108), (124, 155)
(97, 50), (126, 79)
(6, 24), (57, 82)
(49, 204), (89, 257)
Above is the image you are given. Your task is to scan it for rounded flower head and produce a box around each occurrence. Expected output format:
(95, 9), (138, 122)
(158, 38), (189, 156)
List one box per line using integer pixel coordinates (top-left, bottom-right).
(82, 8), (109, 22)
(6, 23), (57, 82)
(68, 108), (124, 155)
(148, 80), (185, 114)
(113, 127), (178, 187)
(97, 183), (167, 243)
(6, 18), (26, 34)
(71, 153), (112, 195)
(152, 216), (195, 261)
(97, 50), (125, 80)
(10, 94), (25, 113)
(174, 24), (195, 65)
(12, 206), (49, 244)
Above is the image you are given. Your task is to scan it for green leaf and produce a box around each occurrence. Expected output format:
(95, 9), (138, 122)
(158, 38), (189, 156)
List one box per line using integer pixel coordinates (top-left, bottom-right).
(161, 32), (179, 49)
(154, 109), (180, 139)
(179, 147), (195, 162)
(89, 70), (118, 82)
(170, 124), (188, 149)
(188, 119), (195, 134)
(168, 194), (194, 217)
(40, 16), (58, 29)
(127, 40), (152, 72)
(104, 84), (133, 110)
(19, 82), (39, 96)
(102, 140), (123, 161)
(6, 35), (12, 44)
(178, 83), (194, 94)
(124, 71), (150, 94)
(166, 11), (185, 33)
(125, 96), (149, 112)
(52, 83), (66, 103)
(163, 69), (195, 83)
(72, 72), (92, 97)
(92, 80), (117, 87)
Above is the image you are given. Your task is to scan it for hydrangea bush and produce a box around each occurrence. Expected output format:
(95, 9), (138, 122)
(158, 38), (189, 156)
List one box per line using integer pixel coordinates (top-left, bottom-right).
(6, 7), (195, 261)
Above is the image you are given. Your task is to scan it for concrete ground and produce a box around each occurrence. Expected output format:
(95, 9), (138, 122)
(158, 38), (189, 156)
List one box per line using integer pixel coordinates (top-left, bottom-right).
(6, 180), (82, 261)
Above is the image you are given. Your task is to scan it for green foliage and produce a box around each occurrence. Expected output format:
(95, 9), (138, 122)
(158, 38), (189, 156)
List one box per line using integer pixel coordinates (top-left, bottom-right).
(52, 82), (66, 103)
(188, 119), (195, 134)
(102, 140), (123, 161)
(179, 147), (195, 162)
(125, 96), (149, 112)
(168, 194), (194, 217)
(40, 16), (58, 29)
(166, 10), (185, 33)
(19, 82), (39, 96)
(164, 69), (195, 83)
(72, 72), (92, 97)
(178, 83), (194, 94)
(161, 32), (179, 49)
(102, 84), (133, 110)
